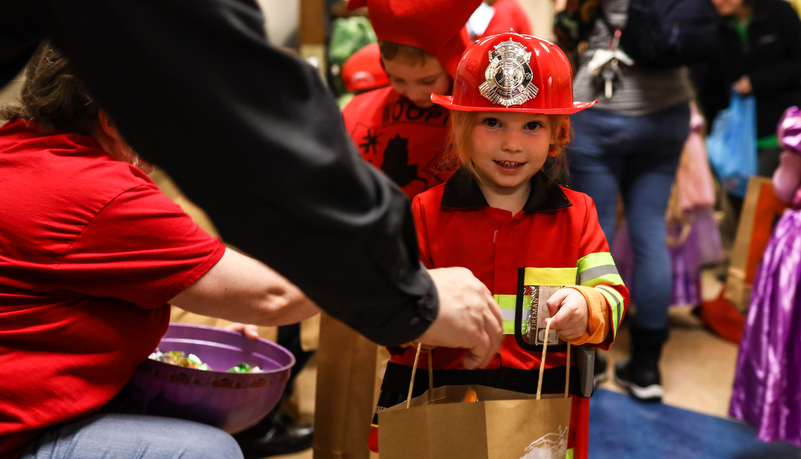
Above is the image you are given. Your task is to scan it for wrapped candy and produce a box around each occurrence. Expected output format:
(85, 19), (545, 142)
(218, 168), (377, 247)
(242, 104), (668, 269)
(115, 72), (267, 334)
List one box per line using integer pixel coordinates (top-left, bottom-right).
(227, 363), (263, 373)
(150, 349), (211, 371)
(462, 387), (479, 403)
(148, 349), (263, 373)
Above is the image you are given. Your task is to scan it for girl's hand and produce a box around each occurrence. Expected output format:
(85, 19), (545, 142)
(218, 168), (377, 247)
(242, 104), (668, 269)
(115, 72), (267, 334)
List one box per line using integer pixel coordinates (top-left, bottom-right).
(225, 322), (260, 340)
(544, 288), (589, 341)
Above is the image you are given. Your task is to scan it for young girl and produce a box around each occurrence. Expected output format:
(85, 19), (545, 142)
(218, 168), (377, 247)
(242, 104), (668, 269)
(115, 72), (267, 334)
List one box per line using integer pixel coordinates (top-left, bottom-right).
(370, 32), (629, 459)
(730, 106), (801, 447)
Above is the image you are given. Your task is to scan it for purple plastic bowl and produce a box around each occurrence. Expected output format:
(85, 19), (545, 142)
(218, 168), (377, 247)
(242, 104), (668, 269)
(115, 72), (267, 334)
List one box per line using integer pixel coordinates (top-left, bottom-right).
(128, 323), (295, 433)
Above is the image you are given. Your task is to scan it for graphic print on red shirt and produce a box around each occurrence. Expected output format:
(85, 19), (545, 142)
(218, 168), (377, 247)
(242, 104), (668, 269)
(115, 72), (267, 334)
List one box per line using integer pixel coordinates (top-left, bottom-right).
(343, 86), (457, 199)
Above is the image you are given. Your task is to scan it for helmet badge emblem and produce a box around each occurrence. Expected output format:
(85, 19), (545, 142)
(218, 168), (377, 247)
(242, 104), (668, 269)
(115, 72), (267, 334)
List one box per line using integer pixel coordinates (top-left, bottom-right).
(479, 39), (538, 107)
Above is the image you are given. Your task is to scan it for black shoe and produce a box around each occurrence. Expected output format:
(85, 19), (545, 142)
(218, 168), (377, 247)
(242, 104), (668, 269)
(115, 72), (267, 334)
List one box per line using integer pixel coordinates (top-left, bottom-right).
(233, 413), (314, 458)
(614, 358), (663, 402)
(593, 352), (608, 386)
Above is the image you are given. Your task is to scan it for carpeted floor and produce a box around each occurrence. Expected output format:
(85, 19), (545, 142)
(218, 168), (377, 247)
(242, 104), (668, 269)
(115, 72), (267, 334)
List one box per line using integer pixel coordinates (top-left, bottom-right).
(589, 388), (801, 459)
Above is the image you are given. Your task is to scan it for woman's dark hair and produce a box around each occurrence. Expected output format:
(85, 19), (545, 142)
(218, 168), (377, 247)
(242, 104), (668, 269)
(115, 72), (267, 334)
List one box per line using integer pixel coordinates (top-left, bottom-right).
(0, 42), (98, 135)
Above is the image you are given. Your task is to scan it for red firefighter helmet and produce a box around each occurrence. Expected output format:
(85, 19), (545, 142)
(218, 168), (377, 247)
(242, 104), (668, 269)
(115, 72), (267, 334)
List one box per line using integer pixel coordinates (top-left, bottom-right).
(341, 43), (390, 93)
(431, 32), (597, 114)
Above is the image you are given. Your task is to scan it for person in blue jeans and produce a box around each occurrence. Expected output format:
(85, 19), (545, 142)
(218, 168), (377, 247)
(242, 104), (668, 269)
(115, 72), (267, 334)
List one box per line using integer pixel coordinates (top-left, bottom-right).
(20, 391), (243, 459)
(561, 0), (692, 402)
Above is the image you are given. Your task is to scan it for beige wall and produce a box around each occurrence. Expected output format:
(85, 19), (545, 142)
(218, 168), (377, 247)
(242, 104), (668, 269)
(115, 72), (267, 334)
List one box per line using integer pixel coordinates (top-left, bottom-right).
(254, 0), (555, 47)
(0, 74), (23, 119)
(519, 0), (556, 40)
(255, 0), (300, 48)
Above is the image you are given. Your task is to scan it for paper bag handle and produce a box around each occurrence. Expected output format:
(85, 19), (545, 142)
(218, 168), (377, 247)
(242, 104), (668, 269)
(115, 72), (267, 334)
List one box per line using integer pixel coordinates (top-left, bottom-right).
(536, 319), (571, 400)
(406, 344), (434, 409)
(404, 323), (571, 408)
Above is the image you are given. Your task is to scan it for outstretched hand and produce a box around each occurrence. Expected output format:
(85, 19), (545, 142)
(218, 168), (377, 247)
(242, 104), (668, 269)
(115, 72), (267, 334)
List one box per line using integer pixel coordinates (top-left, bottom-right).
(417, 267), (504, 369)
(545, 288), (589, 341)
(225, 322), (260, 340)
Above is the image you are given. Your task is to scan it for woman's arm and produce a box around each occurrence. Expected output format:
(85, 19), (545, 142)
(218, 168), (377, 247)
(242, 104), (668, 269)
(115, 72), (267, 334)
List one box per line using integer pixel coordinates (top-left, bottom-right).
(169, 248), (321, 327)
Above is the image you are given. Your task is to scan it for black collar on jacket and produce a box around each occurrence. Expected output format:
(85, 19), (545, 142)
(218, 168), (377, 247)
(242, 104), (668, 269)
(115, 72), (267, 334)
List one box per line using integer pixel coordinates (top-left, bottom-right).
(440, 166), (573, 212)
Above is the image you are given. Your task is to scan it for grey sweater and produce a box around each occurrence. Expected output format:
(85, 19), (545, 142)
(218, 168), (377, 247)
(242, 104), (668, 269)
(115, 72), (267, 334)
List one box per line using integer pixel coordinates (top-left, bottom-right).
(572, 0), (693, 116)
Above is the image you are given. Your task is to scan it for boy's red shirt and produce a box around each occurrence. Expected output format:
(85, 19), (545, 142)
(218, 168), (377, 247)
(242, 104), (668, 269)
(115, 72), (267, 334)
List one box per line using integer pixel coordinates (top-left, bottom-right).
(342, 87), (456, 199)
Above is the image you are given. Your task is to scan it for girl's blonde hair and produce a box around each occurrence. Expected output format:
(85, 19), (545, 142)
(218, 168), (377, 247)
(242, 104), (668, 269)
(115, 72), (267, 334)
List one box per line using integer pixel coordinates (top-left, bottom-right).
(449, 111), (572, 186)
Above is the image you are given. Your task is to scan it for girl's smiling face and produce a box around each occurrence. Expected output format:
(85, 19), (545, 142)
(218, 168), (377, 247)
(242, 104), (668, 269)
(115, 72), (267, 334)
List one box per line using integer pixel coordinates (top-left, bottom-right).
(469, 111), (554, 197)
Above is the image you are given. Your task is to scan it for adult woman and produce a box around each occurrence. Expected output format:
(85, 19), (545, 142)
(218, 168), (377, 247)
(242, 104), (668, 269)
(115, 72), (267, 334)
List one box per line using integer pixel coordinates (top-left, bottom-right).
(0, 43), (320, 459)
(691, 0), (801, 215)
(561, 0), (692, 401)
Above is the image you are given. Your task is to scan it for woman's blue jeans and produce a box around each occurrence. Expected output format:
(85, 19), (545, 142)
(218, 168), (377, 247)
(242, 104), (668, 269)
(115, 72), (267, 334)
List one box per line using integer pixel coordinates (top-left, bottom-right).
(20, 391), (244, 459)
(567, 103), (691, 331)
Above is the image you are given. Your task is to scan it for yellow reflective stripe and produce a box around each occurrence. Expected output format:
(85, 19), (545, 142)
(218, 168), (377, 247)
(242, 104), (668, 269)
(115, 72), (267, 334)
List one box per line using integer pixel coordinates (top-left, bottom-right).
(566, 448), (574, 459)
(578, 251), (615, 267)
(494, 294), (518, 310)
(523, 267), (577, 286)
(495, 294), (530, 335)
(597, 285), (624, 333)
(601, 288), (623, 333)
(577, 252), (624, 287)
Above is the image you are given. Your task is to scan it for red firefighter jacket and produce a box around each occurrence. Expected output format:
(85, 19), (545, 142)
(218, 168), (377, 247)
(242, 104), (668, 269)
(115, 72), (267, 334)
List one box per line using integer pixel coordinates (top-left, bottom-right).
(342, 87), (456, 199)
(389, 168), (629, 459)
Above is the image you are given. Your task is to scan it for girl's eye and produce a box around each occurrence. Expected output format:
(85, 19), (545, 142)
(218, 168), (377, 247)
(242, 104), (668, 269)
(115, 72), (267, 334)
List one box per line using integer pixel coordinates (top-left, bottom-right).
(482, 118), (499, 127)
(421, 79), (437, 86)
(525, 121), (544, 130)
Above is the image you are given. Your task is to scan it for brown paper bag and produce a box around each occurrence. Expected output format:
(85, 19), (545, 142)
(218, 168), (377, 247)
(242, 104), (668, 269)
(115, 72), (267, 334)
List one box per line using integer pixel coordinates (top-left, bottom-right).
(725, 177), (789, 312)
(379, 325), (572, 459)
(300, 313), (321, 352)
(312, 313), (379, 459)
(379, 386), (571, 459)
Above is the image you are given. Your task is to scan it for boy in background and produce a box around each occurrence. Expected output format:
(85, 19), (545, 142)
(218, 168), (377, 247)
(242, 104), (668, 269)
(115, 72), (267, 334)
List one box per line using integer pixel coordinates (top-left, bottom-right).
(342, 0), (482, 199)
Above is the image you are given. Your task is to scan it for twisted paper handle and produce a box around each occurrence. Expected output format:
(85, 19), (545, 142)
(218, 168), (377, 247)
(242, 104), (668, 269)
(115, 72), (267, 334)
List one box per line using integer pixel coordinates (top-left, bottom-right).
(537, 319), (571, 400)
(406, 344), (434, 408)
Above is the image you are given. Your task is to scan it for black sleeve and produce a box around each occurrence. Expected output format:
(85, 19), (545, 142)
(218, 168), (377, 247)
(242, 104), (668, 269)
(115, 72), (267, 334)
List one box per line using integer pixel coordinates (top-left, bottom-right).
(688, 44), (729, 128)
(25, 0), (439, 345)
(748, 3), (801, 96)
(0, 3), (42, 85)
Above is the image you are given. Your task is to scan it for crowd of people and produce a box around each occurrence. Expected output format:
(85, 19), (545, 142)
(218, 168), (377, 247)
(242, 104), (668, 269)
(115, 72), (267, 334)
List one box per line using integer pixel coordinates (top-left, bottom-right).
(1, 0), (800, 457)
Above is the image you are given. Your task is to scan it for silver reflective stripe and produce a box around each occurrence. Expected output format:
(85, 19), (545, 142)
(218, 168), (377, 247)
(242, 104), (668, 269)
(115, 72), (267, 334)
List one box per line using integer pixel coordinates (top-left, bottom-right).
(501, 308), (529, 323)
(577, 264), (620, 285)
(597, 285), (623, 327)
